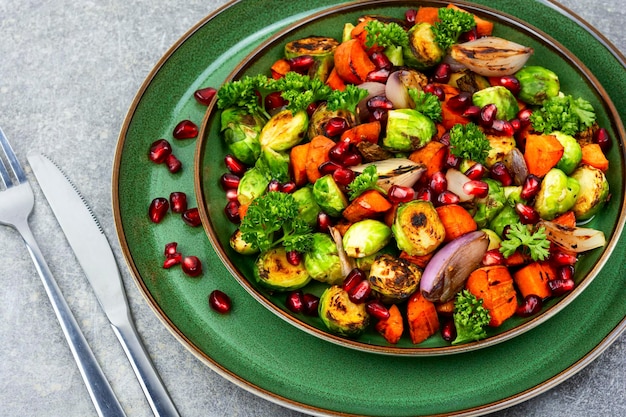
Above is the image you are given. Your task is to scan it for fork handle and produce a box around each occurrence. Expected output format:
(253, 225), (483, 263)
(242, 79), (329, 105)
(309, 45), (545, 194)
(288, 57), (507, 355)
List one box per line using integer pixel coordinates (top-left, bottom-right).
(16, 219), (127, 417)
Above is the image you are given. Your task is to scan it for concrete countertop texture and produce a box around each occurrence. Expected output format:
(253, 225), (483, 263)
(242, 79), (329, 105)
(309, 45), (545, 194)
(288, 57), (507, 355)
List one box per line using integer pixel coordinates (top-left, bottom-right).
(0, 0), (623, 416)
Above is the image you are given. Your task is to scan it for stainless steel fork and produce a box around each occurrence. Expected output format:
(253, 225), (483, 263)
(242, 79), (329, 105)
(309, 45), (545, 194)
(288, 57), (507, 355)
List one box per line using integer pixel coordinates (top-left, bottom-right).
(0, 127), (127, 417)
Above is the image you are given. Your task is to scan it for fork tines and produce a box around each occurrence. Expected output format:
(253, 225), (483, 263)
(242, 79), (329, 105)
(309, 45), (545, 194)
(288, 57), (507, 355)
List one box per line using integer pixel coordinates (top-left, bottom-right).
(0, 127), (27, 188)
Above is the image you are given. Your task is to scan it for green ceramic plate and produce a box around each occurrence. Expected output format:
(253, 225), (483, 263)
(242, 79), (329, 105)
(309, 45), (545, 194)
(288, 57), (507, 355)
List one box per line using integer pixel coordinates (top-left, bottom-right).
(195, 1), (625, 355)
(113, 0), (626, 415)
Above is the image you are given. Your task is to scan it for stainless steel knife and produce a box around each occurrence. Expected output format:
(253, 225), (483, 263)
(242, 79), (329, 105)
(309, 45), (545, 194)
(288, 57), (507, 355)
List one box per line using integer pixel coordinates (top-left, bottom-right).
(27, 153), (180, 417)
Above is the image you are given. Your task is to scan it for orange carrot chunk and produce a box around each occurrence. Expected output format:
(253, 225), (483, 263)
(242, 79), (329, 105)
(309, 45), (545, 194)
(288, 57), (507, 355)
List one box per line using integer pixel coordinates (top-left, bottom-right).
(375, 304), (404, 344)
(333, 39), (376, 85)
(466, 265), (518, 327)
(435, 204), (478, 242)
(340, 121), (381, 144)
(581, 143), (609, 172)
(305, 135), (335, 184)
(342, 189), (392, 223)
(407, 291), (440, 344)
(408, 140), (447, 181)
(290, 142), (310, 186)
(523, 133), (564, 177)
(513, 261), (557, 299)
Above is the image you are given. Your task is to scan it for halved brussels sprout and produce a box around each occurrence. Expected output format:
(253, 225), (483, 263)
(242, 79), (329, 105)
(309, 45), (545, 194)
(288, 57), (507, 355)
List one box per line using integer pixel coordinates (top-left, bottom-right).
(382, 109), (436, 152)
(449, 70), (491, 93)
(485, 134), (516, 167)
(220, 107), (265, 165)
(472, 86), (519, 121)
(392, 200), (445, 256)
(229, 229), (258, 255)
(259, 109), (308, 151)
(482, 228), (502, 251)
(343, 219), (392, 258)
(552, 131), (582, 175)
(534, 168), (580, 220)
(256, 147), (290, 183)
(473, 179), (506, 228)
(318, 285), (369, 337)
(284, 36), (339, 82)
(254, 247), (311, 291)
(308, 102), (357, 139)
(515, 65), (560, 105)
(571, 165), (610, 221)
(312, 175), (348, 217)
(403, 22), (445, 70)
(237, 167), (269, 206)
(292, 186), (322, 227)
(304, 233), (344, 285)
(368, 254), (421, 303)
(489, 204), (521, 238)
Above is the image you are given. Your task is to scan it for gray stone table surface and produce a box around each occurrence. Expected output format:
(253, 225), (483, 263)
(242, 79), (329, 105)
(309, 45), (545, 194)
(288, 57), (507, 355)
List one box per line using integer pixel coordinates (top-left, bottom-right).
(0, 0), (624, 416)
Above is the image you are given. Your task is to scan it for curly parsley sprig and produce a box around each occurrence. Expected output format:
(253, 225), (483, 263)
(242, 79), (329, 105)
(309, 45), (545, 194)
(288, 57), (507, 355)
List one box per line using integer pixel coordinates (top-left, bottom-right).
(499, 223), (551, 261)
(326, 84), (369, 113)
(364, 20), (409, 49)
(408, 88), (442, 122)
(448, 122), (491, 164)
(347, 165), (385, 200)
(530, 94), (596, 136)
(432, 7), (476, 51)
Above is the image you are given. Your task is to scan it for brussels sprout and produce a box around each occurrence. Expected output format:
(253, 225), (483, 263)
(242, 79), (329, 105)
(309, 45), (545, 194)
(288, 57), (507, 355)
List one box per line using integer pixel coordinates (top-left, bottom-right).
(229, 229), (258, 255)
(533, 168), (580, 220)
(312, 175), (348, 217)
(304, 233), (344, 285)
(449, 70), (491, 94)
(220, 107), (265, 165)
(571, 165), (609, 221)
(254, 247), (311, 291)
(482, 228), (502, 251)
(343, 219), (392, 258)
(485, 134), (516, 168)
(473, 179), (506, 228)
(308, 102), (357, 139)
(504, 185), (524, 204)
(284, 36), (339, 82)
(382, 109), (436, 152)
(318, 285), (369, 337)
(237, 167), (270, 206)
(354, 245), (395, 272)
(384, 45), (404, 66)
(258, 109), (308, 151)
(342, 23), (355, 43)
(368, 254), (421, 303)
(472, 86), (520, 121)
(515, 65), (560, 105)
(256, 147), (290, 183)
(292, 186), (321, 227)
(392, 200), (445, 256)
(552, 131), (582, 175)
(403, 22), (445, 70)
(489, 204), (521, 238)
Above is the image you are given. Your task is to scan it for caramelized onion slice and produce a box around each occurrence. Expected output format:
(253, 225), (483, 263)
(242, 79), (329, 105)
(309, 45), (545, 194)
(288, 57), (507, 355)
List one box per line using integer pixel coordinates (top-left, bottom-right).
(450, 37), (533, 77)
(352, 158), (426, 191)
(538, 220), (606, 253)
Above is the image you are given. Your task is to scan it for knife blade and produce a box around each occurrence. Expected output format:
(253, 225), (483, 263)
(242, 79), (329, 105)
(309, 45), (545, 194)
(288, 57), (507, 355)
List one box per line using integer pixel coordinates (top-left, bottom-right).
(27, 152), (180, 417)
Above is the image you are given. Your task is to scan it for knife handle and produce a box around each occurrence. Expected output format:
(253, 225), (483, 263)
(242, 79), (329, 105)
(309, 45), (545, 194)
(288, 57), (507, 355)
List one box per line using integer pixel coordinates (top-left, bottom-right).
(111, 316), (181, 417)
(16, 220), (127, 417)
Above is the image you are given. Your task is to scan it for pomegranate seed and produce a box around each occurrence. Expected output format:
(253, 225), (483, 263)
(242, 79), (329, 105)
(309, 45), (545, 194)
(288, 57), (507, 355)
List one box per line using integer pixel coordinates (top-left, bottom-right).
(415, 186), (433, 202)
(343, 268), (366, 293)
(306, 102), (320, 117)
(148, 197), (169, 223)
(388, 185), (415, 203)
(148, 139), (172, 164)
(332, 167), (356, 186)
(447, 92), (472, 112)
(267, 179), (281, 192)
(370, 51), (392, 70)
(341, 152), (362, 167)
(164, 242), (179, 257)
(490, 119), (515, 137)
(316, 212), (332, 232)
(552, 251), (577, 266)
(462, 105), (481, 119)
(510, 118), (522, 133)
(516, 294), (543, 317)
(169, 192), (188, 213)
(490, 162), (513, 186)
(367, 95), (394, 111)
(594, 127), (612, 152)
(288, 55), (315, 73)
(281, 181), (297, 193)
(328, 140), (351, 163)
(182, 255), (203, 277)
(430, 171), (447, 194)
(521, 174), (541, 200)
(224, 200), (241, 224)
(482, 248), (504, 266)
(220, 172), (240, 190)
(265, 91), (288, 111)
(366, 300), (390, 320)
(459, 27), (478, 42)
(348, 279), (371, 304)
(491, 75), (521, 95)
(286, 291), (304, 313)
(405, 9), (417, 26)
(325, 117), (349, 137)
(479, 104), (498, 128)
(368, 108), (389, 124)
(318, 160), (342, 175)
(445, 151), (461, 169)
(225, 188), (238, 202)
(423, 84), (445, 101)
(557, 264), (575, 281)
(224, 154), (247, 176)
(441, 319), (457, 342)
(209, 290), (231, 314)
(194, 86), (217, 105)
(163, 253), (182, 269)
(437, 190), (460, 205)
(286, 250), (302, 266)
(182, 208), (202, 227)
(517, 108), (533, 125)
(366, 68), (391, 83)
(463, 180), (489, 198)
(438, 132), (451, 146)
(549, 278), (575, 296)
(515, 203), (540, 224)
(173, 120), (198, 140)
(302, 293), (320, 316)
(432, 63), (451, 84)
(165, 154), (182, 173)
(464, 163), (486, 180)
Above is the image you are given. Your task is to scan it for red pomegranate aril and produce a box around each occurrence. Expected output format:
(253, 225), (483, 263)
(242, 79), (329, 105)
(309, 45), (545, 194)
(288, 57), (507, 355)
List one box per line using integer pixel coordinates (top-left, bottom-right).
(464, 163), (486, 180)
(148, 197), (169, 223)
(515, 202), (540, 224)
(332, 167), (356, 186)
(432, 63), (452, 84)
(220, 172), (240, 190)
(520, 174), (541, 200)
(445, 151), (461, 169)
(430, 171), (447, 194)
(169, 192), (188, 213)
(281, 181), (297, 194)
(366, 300), (390, 320)
(368, 108), (389, 124)
(490, 162), (513, 186)
(415, 186), (433, 202)
(463, 180), (489, 198)
(225, 188), (238, 202)
(224, 154), (247, 176)
(193, 86), (217, 105)
(325, 117), (349, 137)
(388, 185), (416, 203)
(328, 140), (351, 163)
(438, 132), (451, 146)
(447, 92), (472, 112)
(164, 242), (179, 257)
(343, 268), (366, 292)
(316, 211), (333, 232)
(437, 190), (460, 205)
(516, 294), (543, 317)
(462, 105), (481, 119)
(348, 279), (371, 304)
(366, 68), (390, 83)
(510, 118), (522, 133)
(264, 91), (288, 111)
(148, 139), (172, 164)
(340, 152), (362, 167)
(163, 253), (182, 269)
(306, 101), (320, 117)
(517, 108), (533, 126)
(173, 119), (198, 140)
(286, 291), (304, 313)
(405, 9), (417, 26)
(557, 264), (575, 281)
(318, 160), (342, 175)
(594, 127), (612, 152)
(302, 293), (320, 316)
(492, 75), (521, 95)
(288, 55), (315, 73)
(490, 119), (515, 137)
(549, 278), (575, 296)
(459, 26), (478, 42)
(479, 103), (498, 128)
(286, 250), (302, 266)
(209, 290), (232, 314)
(224, 201), (241, 224)
(182, 255), (203, 277)
(552, 251), (577, 266)
(370, 51), (393, 70)
(267, 179), (282, 192)
(441, 320), (457, 342)
(165, 154), (182, 173)
(182, 208), (202, 227)
(423, 84), (445, 101)
(367, 95), (394, 111)
(482, 248), (504, 266)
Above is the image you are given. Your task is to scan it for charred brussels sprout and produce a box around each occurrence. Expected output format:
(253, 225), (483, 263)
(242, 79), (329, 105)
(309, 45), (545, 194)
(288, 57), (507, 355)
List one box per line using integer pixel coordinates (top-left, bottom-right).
(473, 179), (506, 228)
(292, 186), (321, 227)
(304, 233), (344, 285)
(533, 168), (580, 220)
(515, 65), (560, 105)
(382, 109), (436, 152)
(259, 109), (308, 151)
(392, 200), (445, 256)
(449, 70), (491, 94)
(472, 86), (519, 121)
(229, 229), (259, 255)
(552, 131), (582, 175)
(318, 285), (369, 337)
(489, 204), (521, 238)
(307, 102), (357, 139)
(220, 107), (265, 165)
(403, 22), (445, 70)
(284, 36), (339, 82)
(256, 147), (290, 183)
(571, 165), (610, 221)
(254, 247), (311, 291)
(485, 134), (516, 168)
(343, 219), (392, 258)
(312, 175), (348, 217)
(237, 167), (269, 206)
(368, 254), (422, 303)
